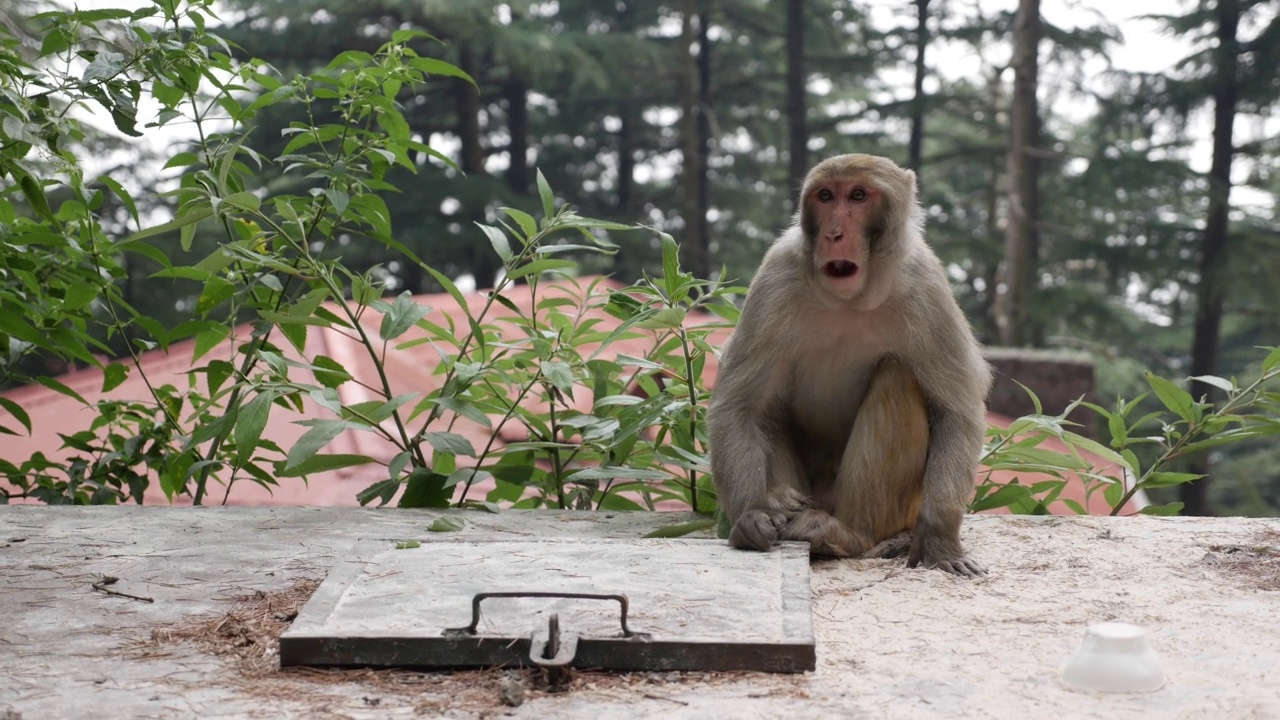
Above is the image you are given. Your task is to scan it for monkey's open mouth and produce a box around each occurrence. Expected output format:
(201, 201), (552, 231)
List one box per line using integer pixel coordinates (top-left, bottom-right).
(824, 260), (859, 279)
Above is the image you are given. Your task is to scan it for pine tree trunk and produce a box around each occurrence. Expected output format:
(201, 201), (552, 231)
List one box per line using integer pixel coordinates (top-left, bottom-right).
(678, 0), (708, 279)
(456, 44), (485, 177)
(908, 0), (929, 178)
(695, 2), (712, 277)
(456, 44), (499, 290)
(504, 78), (530, 195)
(786, 0), (807, 209)
(1001, 0), (1041, 347)
(618, 103), (636, 217)
(1182, 0), (1240, 517)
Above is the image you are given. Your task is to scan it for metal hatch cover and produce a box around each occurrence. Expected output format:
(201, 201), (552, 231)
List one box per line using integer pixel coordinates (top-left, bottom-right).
(280, 538), (815, 673)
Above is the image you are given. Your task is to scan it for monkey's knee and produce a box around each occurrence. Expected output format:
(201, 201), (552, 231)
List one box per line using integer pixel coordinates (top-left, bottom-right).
(729, 510), (781, 552)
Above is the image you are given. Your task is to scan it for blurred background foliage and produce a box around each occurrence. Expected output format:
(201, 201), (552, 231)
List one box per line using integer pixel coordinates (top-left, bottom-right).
(1, 0), (1278, 514)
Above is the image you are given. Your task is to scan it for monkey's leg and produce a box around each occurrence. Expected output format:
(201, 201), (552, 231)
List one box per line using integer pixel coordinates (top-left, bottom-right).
(829, 357), (930, 552)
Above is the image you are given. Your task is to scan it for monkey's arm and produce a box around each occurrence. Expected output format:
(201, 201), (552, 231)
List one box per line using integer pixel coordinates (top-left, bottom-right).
(901, 260), (993, 575)
(708, 254), (802, 538)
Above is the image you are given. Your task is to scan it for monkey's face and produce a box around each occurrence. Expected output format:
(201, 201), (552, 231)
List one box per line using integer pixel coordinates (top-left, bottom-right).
(803, 178), (882, 301)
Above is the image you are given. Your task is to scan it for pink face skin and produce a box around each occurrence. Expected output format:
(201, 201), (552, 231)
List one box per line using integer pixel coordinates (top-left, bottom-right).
(806, 179), (882, 300)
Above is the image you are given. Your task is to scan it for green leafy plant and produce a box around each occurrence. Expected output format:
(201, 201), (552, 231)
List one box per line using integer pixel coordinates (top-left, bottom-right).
(379, 199), (737, 514)
(0, 1), (734, 514)
(975, 347), (1280, 516)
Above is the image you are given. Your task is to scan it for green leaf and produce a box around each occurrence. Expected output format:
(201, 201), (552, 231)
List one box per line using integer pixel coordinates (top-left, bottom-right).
(1107, 412), (1128, 448)
(1188, 375), (1235, 393)
(428, 516), (465, 532)
(1103, 478), (1126, 509)
(222, 191), (261, 213)
(1141, 471), (1204, 489)
(193, 324), (230, 362)
(323, 187), (349, 216)
(477, 223), (513, 262)
(99, 176), (139, 228)
(501, 207), (537, 238)
(0, 396), (33, 435)
(311, 355), (352, 388)
(234, 393), (273, 466)
(424, 431), (477, 457)
(36, 376), (88, 405)
(102, 363), (129, 392)
(39, 26), (72, 56)
(391, 28), (441, 43)
(486, 479), (526, 503)
(1262, 346), (1280, 373)
(395, 539), (421, 549)
(541, 360), (576, 395)
(1146, 372), (1195, 423)
(660, 232), (681, 298)
(285, 420), (359, 469)
(15, 171), (53, 220)
(399, 468), (451, 508)
(643, 518), (716, 538)
(205, 360), (234, 396)
(566, 466), (670, 482)
(125, 205), (213, 244)
(536, 168), (554, 221)
(1138, 502), (1184, 516)
(426, 397), (492, 428)
(406, 56), (475, 85)
(278, 453), (377, 477)
(347, 393), (418, 423)
(505, 258), (576, 281)
(279, 320), (307, 353)
(376, 106), (411, 141)
(83, 50), (126, 82)
(0, 307), (50, 350)
(636, 307), (687, 330)
(162, 152), (201, 170)
(597, 493), (647, 511)
(969, 482), (1032, 512)
(357, 478), (400, 506)
(379, 291), (430, 341)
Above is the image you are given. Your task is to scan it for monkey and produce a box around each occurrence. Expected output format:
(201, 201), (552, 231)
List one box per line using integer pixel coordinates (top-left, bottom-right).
(708, 154), (992, 576)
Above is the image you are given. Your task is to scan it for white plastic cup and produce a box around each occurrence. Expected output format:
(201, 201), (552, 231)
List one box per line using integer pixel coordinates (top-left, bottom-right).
(1060, 622), (1165, 693)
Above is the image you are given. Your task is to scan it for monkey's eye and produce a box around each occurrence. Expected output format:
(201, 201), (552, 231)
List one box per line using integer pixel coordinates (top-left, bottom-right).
(850, 187), (868, 202)
(816, 188), (835, 203)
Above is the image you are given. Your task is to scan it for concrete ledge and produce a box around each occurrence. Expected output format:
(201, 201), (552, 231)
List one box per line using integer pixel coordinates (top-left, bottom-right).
(2, 507), (1278, 718)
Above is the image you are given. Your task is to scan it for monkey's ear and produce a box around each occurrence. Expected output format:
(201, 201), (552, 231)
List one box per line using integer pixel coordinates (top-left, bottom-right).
(904, 168), (918, 190)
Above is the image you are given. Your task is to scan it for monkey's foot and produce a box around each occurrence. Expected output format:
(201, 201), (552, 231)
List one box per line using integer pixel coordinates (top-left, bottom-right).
(925, 556), (987, 577)
(729, 488), (816, 552)
(907, 546), (987, 577)
(865, 531), (912, 559)
(780, 509), (869, 558)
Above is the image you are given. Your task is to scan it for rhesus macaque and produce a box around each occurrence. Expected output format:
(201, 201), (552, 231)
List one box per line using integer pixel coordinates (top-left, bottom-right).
(708, 154), (992, 576)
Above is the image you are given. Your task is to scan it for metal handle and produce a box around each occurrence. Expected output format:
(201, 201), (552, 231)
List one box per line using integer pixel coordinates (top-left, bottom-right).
(443, 591), (645, 638)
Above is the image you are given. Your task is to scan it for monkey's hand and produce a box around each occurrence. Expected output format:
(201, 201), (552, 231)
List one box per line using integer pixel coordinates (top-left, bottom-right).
(907, 534), (987, 577)
(729, 487), (812, 552)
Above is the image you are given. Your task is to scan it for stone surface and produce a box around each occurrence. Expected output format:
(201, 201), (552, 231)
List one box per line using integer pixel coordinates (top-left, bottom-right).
(281, 538), (814, 672)
(2, 507), (1279, 718)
